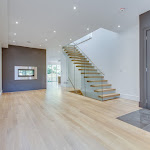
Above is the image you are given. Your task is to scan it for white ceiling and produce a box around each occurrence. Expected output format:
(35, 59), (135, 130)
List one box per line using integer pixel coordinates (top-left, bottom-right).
(1, 0), (150, 49)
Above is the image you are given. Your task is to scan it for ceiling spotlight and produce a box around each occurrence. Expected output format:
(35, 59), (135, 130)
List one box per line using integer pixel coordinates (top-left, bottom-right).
(118, 25), (121, 28)
(14, 33), (16, 35)
(70, 38), (72, 41)
(73, 6), (77, 10)
(87, 28), (89, 31)
(27, 41), (31, 43)
(53, 30), (56, 33)
(40, 45), (41, 47)
(16, 21), (19, 24)
(45, 39), (48, 41)
(120, 8), (125, 12)
(59, 45), (61, 47)
(13, 40), (15, 43)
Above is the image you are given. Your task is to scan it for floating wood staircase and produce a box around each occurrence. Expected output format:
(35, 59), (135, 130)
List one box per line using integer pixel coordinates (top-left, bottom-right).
(63, 46), (120, 101)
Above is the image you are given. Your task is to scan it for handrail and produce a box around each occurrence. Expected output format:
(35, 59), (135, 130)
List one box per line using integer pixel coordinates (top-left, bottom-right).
(73, 43), (105, 75)
(68, 77), (75, 90)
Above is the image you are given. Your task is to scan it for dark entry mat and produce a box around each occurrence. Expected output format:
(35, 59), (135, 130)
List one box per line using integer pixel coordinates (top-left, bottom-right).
(117, 109), (150, 132)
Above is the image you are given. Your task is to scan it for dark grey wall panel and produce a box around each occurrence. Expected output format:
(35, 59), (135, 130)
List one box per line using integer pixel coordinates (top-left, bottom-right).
(140, 11), (150, 108)
(2, 45), (46, 92)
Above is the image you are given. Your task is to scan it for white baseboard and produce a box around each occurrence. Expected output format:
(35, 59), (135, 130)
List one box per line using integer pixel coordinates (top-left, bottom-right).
(120, 93), (139, 101)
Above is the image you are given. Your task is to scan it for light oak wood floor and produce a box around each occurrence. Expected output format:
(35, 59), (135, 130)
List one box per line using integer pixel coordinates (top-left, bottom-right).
(0, 83), (150, 150)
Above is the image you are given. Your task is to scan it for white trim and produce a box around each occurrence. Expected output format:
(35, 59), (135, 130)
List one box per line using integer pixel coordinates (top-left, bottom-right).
(0, 91), (2, 95)
(120, 93), (139, 101)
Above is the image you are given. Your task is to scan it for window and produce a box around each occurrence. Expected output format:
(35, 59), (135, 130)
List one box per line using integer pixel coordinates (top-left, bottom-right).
(18, 69), (34, 77)
(47, 65), (61, 82)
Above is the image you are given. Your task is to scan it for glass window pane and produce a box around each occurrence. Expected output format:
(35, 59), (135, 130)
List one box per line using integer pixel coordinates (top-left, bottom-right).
(57, 65), (60, 69)
(47, 65), (61, 82)
(26, 70), (34, 76)
(18, 70), (26, 76)
(18, 69), (34, 77)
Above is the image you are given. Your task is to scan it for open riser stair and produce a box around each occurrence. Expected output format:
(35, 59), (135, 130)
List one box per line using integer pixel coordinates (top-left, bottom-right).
(63, 45), (120, 101)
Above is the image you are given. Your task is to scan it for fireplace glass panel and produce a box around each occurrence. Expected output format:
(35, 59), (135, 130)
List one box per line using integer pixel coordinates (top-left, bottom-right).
(18, 69), (34, 77)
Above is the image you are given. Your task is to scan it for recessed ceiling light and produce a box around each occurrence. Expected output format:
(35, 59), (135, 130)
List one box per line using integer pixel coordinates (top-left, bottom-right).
(73, 6), (77, 10)
(13, 40), (15, 43)
(14, 33), (16, 35)
(59, 45), (61, 47)
(120, 8), (125, 12)
(53, 30), (56, 33)
(45, 39), (48, 41)
(70, 38), (72, 41)
(16, 21), (19, 24)
(27, 41), (31, 43)
(40, 45), (41, 47)
(118, 25), (121, 28)
(87, 28), (90, 31)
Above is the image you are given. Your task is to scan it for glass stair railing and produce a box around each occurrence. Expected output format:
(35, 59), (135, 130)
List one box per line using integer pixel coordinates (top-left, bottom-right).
(62, 44), (120, 101)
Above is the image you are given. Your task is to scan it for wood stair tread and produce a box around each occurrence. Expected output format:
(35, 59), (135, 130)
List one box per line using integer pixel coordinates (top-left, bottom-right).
(87, 80), (107, 82)
(74, 63), (91, 65)
(81, 72), (100, 74)
(98, 93), (120, 98)
(94, 88), (116, 92)
(72, 60), (89, 62)
(84, 76), (104, 78)
(69, 56), (85, 58)
(68, 53), (82, 54)
(79, 69), (97, 71)
(65, 51), (80, 54)
(91, 84), (111, 87)
(76, 66), (94, 68)
(68, 54), (82, 56)
(71, 57), (87, 59)
(67, 52), (81, 54)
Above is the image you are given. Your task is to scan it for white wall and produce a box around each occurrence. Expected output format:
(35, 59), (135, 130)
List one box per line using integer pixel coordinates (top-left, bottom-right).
(0, 43), (2, 95)
(61, 52), (68, 87)
(77, 26), (139, 101)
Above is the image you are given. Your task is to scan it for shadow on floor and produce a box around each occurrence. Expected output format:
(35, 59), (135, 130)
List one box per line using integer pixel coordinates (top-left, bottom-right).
(117, 109), (150, 132)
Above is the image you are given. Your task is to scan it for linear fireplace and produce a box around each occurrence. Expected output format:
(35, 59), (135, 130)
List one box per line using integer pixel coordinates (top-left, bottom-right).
(14, 66), (37, 80)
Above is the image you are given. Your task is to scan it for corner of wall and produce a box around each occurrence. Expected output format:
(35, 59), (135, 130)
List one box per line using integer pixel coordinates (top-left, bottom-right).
(0, 43), (2, 95)
(120, 93), (139, 101)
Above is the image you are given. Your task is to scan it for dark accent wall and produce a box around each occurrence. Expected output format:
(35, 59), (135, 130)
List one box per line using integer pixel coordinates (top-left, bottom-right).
(140, 11), (150, 108)
(2, 45), (46, 92)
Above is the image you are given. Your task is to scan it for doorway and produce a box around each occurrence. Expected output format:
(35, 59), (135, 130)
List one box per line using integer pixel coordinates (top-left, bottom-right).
(47, 65), (61, 82)
(139, 11), (150, 109)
